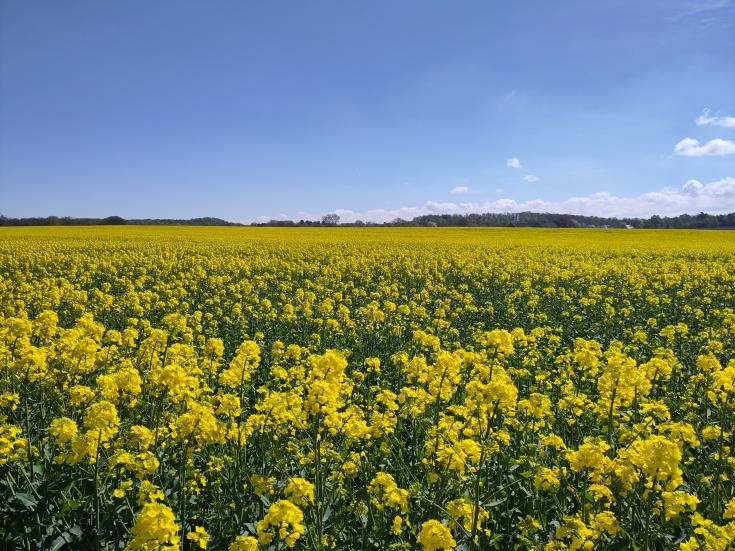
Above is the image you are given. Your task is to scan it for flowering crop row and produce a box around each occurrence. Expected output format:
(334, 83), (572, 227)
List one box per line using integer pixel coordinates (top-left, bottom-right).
(1, 226), (734, 550)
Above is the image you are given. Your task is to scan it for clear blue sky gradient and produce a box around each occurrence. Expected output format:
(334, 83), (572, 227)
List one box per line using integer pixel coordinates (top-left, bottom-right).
(1, 1), (734, 221)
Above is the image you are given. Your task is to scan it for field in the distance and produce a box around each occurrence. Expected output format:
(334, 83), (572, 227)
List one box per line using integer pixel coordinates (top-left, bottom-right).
(1, 226), (734, 550)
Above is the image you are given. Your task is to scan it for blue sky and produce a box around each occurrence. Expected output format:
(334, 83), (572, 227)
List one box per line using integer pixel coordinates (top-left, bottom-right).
(1, 1), (734, 222)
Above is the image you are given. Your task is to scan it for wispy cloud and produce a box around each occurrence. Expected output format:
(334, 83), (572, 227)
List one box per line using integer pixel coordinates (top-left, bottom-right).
(667, 0), (732, 19)
(506, 157), (522, 169)
(522, 175), (540, 183)
(326, 177), (735, 223)
(696, 109), (735, 128)
(450, 186), (470, 194)
(674, 137), (735, 156)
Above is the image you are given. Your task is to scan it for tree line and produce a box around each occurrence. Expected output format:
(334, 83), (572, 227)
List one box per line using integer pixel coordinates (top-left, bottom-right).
(0, 215), (241, 227)
(255, 211), (735, 229)
(2, 211), (735, 229)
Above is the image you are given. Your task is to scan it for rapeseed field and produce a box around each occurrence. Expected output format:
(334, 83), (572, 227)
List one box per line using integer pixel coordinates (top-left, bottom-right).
(1, 226), (734, 550)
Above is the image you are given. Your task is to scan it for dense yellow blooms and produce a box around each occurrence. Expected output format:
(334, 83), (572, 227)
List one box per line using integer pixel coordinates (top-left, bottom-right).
(186, 526), (210, 549)
(2, 226), (735, 549)
(228, 535), (259, 551)
(446, 497), (490, 536)
(285, 477), (315, 506)
(257, 499), (305, 547)
(534, 467), (561, 491)
(125, 502), (180, 550)
(417, 519), (457, 550)
(369, 472), (409, 513)
(0, 420), (26, 465)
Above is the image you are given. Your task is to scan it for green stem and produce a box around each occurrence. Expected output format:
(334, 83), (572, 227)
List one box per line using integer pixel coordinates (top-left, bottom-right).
(179, 442), (189, 548)
(714, 401), (728, 518)
(314, 417), (323, 550)
(607, 383), (618, 452)
(95, 429), (103, 542)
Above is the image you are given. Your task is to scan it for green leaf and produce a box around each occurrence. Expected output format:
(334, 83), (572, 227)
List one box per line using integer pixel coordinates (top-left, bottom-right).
(322, 505), (333, 523)
(59, 500), (81, 516)
(485, 497), (507, 508)
(49, 535), (69, 551)
(14, 492), (38, 509)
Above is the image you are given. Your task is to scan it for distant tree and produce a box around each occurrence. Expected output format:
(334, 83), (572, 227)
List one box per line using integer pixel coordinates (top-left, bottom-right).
(321, 213), (340, 226)
(553, 215), (577, 228)
(47, 215), (60, 225)
(647, 215), (662, 229)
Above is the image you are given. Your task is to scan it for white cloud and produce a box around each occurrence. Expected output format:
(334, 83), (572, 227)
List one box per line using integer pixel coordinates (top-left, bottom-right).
(682, 179), (704, 195)
(327, 177), (735, 223)
(506, 157), (522, 169)
(696, 109), (735, 128)
(450, 186), (470, 194)
(522, 175), (540, 183)
(674, 137), (735, 156)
